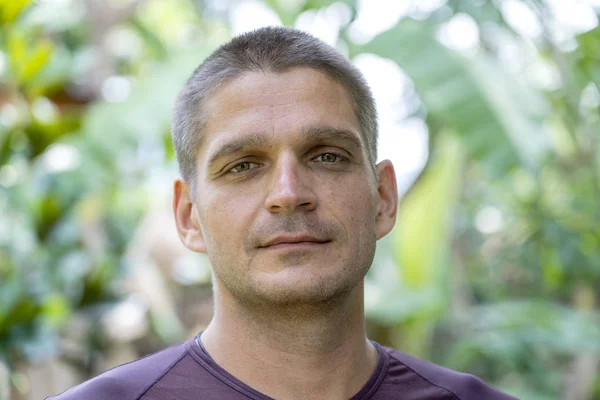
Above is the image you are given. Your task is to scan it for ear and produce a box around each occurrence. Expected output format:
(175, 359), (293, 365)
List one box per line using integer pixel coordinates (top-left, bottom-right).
(173, 179), (207, 253)
(374, 160), (398, 240)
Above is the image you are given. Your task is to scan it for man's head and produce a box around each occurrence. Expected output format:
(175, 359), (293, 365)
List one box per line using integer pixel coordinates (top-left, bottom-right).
(172, 27), (398, 308)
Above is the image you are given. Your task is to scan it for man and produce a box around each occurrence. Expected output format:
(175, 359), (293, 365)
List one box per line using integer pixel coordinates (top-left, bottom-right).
(49, 27), (517, 400)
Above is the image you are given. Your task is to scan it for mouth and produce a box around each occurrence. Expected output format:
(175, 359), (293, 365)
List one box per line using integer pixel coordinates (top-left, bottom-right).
(260, 241), (331, 251)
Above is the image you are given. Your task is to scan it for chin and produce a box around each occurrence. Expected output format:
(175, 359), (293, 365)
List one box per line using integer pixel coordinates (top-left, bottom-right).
(250, 267), (365, 306)
(214, 253), (373, 308)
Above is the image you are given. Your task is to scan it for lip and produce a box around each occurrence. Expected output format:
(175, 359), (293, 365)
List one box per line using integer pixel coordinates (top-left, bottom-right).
(259, 235), (330, 248)
(261, 241), (330, 251)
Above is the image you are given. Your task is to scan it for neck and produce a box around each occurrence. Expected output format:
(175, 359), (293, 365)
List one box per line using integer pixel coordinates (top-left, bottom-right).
(201, 281), (378, 400)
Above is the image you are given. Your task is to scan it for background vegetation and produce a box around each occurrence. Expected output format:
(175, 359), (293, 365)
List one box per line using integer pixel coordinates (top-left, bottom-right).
(1, 0), (599, 399)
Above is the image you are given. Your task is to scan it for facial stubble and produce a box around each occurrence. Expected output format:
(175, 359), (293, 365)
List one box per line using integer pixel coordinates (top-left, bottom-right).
(207, 214), (377, 316)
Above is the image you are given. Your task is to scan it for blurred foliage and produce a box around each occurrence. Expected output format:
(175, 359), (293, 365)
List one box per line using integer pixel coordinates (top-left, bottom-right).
(1, 0), (600, 399)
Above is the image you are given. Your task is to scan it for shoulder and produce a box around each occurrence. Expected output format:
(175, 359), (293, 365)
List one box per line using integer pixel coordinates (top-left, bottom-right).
(380, 345), (519, 400)
(46, 341), (189, 400)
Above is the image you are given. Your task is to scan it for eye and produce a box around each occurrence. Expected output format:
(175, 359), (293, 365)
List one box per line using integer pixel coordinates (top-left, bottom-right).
(315, 153), (343, 163)
(229, 161), (259, 173)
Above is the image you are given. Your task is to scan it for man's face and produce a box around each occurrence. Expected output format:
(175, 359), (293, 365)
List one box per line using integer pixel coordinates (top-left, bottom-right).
(174, 67), (397, 305)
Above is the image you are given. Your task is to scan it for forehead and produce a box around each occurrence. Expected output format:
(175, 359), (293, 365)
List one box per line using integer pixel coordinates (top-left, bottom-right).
(198, 68), (363, 163)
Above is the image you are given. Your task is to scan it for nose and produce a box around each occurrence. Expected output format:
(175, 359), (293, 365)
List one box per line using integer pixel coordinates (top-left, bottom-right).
(264, 154), (317, 214)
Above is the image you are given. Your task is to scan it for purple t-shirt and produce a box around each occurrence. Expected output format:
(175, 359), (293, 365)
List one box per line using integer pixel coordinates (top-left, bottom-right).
(47, 335), (518, 400)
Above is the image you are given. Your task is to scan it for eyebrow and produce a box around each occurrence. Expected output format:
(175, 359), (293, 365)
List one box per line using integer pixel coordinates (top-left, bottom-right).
(206, 125), (364, 170)
(206, 132), (270, 170)
(302, 125), (363, 151)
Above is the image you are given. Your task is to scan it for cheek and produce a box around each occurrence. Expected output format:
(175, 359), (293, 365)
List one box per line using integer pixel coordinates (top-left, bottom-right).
(324, 179), (376, 236)
(350, 188), (378, 238)
(336, 179), (375, 214)
(201, 189), (257, 246)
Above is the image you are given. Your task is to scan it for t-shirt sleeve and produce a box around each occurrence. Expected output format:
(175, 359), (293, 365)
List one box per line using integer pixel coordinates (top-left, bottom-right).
(45, 343), (188, 400)
(385, 347), (519, 400)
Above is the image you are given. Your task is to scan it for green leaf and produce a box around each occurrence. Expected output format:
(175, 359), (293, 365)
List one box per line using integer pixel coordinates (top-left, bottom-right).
(6, 29), (27, 68)
(541, 247), (563, 291)
(20, 38), (53, 82)
(394, 134), (462, 288)
(0, 0), (32, 25)
(362, 19), (549, 176)
(386, 135), (462, 358)
(453, 301), (600, 354)
(41, 293), (71, 328)
(7, 30), (54, 84)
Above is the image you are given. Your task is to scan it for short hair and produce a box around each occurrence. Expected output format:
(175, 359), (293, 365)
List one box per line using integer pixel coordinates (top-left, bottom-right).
(171, 26), (378, 187)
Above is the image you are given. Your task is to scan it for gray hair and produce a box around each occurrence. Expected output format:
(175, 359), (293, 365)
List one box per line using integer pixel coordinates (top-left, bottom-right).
(171, 26), (378, 187)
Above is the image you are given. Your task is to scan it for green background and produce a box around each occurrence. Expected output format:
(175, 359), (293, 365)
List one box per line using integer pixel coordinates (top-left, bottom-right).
(1, 0), (599, 399)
